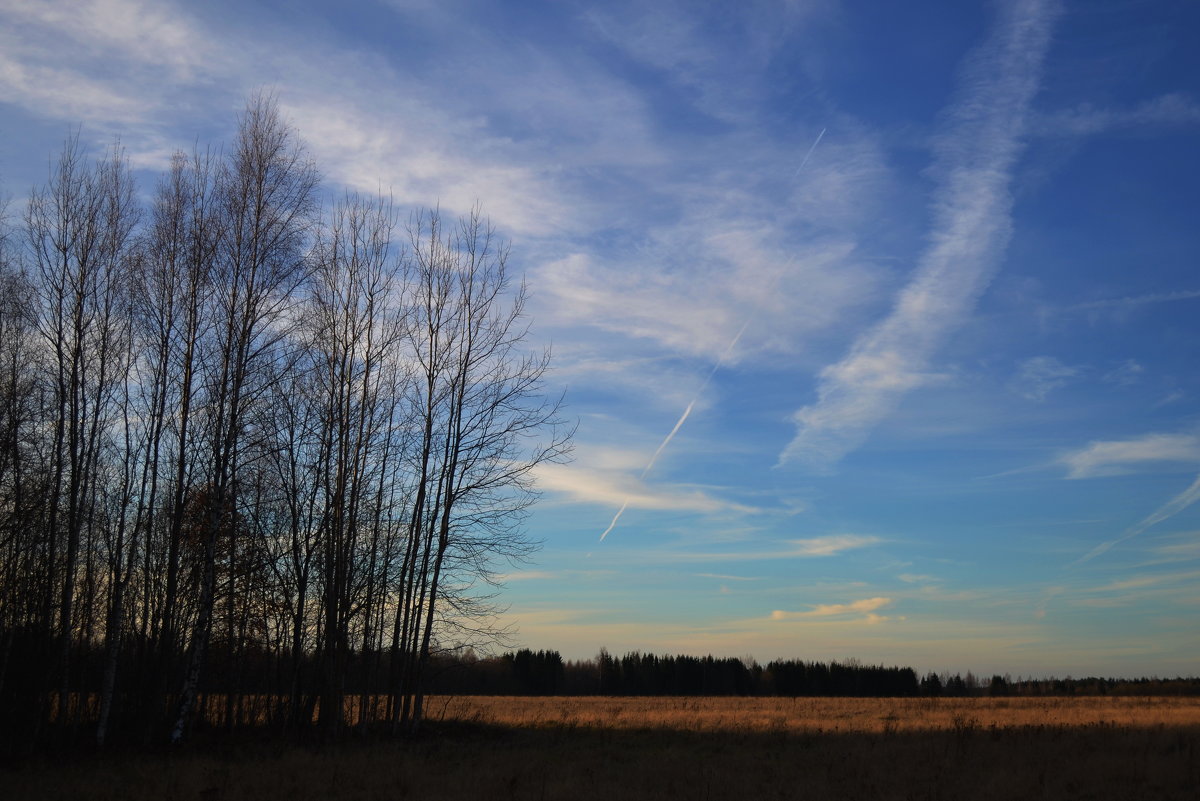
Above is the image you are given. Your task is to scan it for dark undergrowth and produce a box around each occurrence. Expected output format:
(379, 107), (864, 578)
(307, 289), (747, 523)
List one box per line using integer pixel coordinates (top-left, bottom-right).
(5, 718), (1199, 801)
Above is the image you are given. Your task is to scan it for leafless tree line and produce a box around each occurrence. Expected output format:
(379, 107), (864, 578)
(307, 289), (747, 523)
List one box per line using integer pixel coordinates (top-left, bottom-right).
(0, 95), (569, 751)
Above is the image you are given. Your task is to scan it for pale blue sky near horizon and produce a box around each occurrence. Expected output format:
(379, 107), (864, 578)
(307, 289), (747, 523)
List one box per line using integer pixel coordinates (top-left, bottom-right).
(1, 0), (1198, 678)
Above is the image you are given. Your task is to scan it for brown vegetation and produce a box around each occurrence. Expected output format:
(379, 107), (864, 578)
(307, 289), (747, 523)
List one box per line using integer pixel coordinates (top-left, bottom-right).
(432, 693), (1200, 733)
(7, 696), (1198, 800)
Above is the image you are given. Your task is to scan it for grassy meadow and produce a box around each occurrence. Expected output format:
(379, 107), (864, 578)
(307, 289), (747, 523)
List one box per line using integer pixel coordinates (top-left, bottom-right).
(6, 695), (1199, 800)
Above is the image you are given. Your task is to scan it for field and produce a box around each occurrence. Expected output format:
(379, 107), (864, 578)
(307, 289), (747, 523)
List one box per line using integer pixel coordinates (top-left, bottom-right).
(7, 695), (1200, 800)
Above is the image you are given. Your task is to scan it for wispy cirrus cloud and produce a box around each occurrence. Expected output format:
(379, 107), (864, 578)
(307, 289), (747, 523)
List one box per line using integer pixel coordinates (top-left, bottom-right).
(1035, 92), (1200, 138)
(1063, 288), (1200, 325)
(0, 0), (211, 76)
(694, 573), (762, 582)
(497, 570), (557, 582)
(1061, 433), (1200, 479)
(630, 534), (883, 564)
(1011, 355), (1081, 401)
(0, 0), (212, 145)
(897, 573), (937, 584)
(1060, 433), (1200, 564)
(788, 534), (881, 557)
(258, 16), (656, 238)
(0, 55), (145, 123)
(1093, 570), (1200, 593)
(0, 0), (887, 388)
(1102, 360), (1144, 387)
(779, 0), (1060, 468)
(1143, 537), (1200, 565)
(1053, 569), (1200, 611)
(0, 0), (228, 178)
(534, 190), (882, 365)
(531, 462), (757, 516)
(771, 596), (895, 623)
(0, 0), (648, 235)
(280, 91), (577, 237)
(582, 0), (824, 125)
(498, 569), (617, 583)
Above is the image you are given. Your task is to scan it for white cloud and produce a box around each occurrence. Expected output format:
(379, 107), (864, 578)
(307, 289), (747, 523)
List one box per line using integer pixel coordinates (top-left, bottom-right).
(770, 596), (894, 621)
(787, 534), (881, 557)
(779, 0), (1059, 467)
(1146, 537), (1200, 564)
(0, 54), (149, 124)
(1061, 433), (1200, 479)
(1036, 93), (1200, 137)
(634, 534), (882, 564)
(1098, 570), (1200, 593)
(695, 573), (761, 582)
(498, 569), (617, 583)
(1067, 288), (1200, 324)
(1053, 569), (1200, 611)
(582, 0), (823, 125)
(0, 0), (652, 237)
(499, 570), (557, 582)
(1, 0), (892, 433)
(534, 221), (878, 365)
(1102, 360), (1144, 387)
(1154, 390), (1186, 408)
(531, 462), (756, 516)
(0, 0), (212, 79)
(1011, 355), (1081, 401)
(0, 0), (224, 154)
(279, 93), (573, 237)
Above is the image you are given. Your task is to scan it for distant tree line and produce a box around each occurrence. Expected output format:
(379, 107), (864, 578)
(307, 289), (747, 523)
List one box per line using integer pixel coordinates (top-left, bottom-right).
(417, 650), (1200, 699)
(0, 94), (569, 754)
(431, 651), (920, 697)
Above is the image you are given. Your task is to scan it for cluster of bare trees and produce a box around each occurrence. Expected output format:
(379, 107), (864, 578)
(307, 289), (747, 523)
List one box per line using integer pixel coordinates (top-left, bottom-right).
(0, 96), (568, 751)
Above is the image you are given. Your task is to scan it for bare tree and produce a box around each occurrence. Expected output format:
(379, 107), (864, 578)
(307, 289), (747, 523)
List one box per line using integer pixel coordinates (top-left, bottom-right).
(25, 137), (139, 733)
(171, 95), (318, 744)
(0, 98), (569, 752)
(0, 191), (41, 714)
(305, 193), (405, 737)
(136, 148), (223, 738)
(391, 207), (570, 732)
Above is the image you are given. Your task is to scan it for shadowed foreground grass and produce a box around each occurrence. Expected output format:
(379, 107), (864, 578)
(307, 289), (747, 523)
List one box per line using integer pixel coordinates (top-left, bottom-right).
(7, 697), (1199, 800)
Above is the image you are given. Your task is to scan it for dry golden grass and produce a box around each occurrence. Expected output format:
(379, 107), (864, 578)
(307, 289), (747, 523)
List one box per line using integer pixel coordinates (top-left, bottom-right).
(7, 696), (1199, 800)
(429, 693), (1200, 733)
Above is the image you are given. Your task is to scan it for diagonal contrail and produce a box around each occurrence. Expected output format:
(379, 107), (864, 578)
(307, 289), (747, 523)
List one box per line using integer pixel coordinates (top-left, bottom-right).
(599, 129), (825, 542)
(598, 499), (631, 541)
(598, 328), (749, 541)
(1071, 471), (1200, 565)
(640, 400), (696, 481)
(598, 323), (752, 541)
(794, 127), (825, 176)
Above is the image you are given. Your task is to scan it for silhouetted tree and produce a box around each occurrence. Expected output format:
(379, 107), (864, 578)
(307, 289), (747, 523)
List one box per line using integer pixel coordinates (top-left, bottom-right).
(0, 95), (570, 753)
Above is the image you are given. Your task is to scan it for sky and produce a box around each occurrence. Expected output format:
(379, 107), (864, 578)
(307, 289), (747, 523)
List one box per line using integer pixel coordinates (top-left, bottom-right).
(2, 0), (1198, 678)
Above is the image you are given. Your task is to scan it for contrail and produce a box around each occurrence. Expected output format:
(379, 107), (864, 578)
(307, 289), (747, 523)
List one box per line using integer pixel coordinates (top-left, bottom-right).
(641, 401), (695, 480)
(598, 499), (631, 541)
(794, 128), (825, 176)
(599, 322), (750, 540)
(1071, 471), (1200, 565)
(599, 128), (825, 542)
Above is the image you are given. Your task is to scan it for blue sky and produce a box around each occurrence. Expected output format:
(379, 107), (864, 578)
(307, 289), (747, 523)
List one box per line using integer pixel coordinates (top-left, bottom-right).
(2, 0), (1198, 677)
